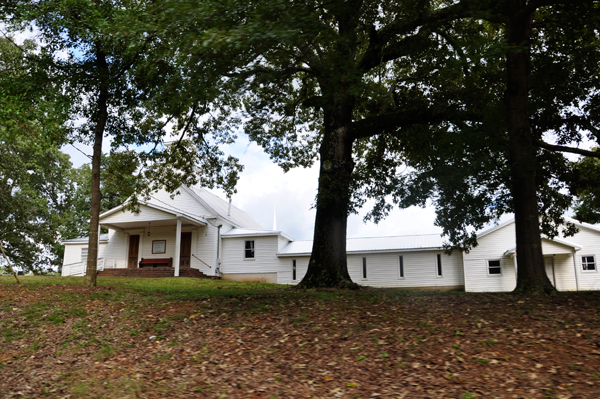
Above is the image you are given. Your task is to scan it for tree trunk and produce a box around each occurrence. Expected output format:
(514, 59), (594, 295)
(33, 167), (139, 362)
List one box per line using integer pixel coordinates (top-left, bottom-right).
(84, 47), (109, 288)
(298, 99), (355, 288)
(504, 2), (556, 295)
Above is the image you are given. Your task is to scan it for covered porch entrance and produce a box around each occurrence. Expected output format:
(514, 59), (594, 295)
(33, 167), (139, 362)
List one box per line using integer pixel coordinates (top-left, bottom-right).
(99, 203), (209, 277)
(541, 238), (581, 291)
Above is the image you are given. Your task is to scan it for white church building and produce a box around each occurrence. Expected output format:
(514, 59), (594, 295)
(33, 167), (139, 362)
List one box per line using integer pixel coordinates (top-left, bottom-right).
(61, 185), (600, 292)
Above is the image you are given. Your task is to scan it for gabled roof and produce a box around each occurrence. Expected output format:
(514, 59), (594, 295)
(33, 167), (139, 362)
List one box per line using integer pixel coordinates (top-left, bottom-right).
(222, 228), (293, 241)
(99, 200), (208, 227)
(63, 234), (109, 245)
(504, 236), (582, 256)
(478, 216), (600, 243)
(183, 186), (264, 229)
(98, 185), (263, 230)
(476, 218), (515, 239)
(547, 237), (582, 250)
(278, 234), (444, 257)
(565, 216), (600, 234)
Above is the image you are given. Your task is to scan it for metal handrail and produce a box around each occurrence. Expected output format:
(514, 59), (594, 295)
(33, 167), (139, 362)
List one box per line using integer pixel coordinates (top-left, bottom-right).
(191, 253), (212, 269)
(62, 261), (84, 267)
(62, 258), (116, 276)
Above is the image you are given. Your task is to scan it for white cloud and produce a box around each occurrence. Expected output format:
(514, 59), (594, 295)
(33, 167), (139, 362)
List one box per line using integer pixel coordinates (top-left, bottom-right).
(0, 24), (38, 45)
(212, 134), (443, 240)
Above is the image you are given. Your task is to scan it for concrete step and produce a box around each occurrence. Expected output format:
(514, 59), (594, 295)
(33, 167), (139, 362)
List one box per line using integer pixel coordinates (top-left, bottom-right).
(98, 268), (174, 278)
(98, 267), (220, 279)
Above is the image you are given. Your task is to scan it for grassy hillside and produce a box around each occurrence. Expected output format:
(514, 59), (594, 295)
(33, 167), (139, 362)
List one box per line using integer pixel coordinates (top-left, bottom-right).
(1, 277), (600, 398)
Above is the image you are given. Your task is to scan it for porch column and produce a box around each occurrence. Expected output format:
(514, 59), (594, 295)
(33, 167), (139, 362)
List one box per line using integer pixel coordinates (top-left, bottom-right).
(174, 218), (182, 277)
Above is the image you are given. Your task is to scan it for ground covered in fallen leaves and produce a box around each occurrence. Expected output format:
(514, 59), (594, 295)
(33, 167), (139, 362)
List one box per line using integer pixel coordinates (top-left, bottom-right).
(1, 277), (600, 398)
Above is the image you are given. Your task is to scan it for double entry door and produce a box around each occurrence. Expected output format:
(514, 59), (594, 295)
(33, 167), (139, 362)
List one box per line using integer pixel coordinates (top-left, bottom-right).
(127, 232), (191, 269)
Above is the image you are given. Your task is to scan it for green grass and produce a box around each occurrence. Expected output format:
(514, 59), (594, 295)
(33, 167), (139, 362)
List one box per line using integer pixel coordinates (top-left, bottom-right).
(0, 276), (469, 303)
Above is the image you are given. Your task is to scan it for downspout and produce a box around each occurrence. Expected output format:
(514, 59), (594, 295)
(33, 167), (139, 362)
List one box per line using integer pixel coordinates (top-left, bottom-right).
(215, 224), (223, 277)
(572, 249), (580, 292)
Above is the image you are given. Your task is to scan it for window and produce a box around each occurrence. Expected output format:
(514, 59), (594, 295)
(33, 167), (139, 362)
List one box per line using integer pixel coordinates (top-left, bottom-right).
(81, 248), (88, 263)
(244, 240), (255, 259)
(399, 255), (404, 278)
(436, 254), (442, 277)
(582, 255), (596, 271)
(292, 260), (297, 281)
(488, 259), (502, 275)
(362, 257), (367, 279)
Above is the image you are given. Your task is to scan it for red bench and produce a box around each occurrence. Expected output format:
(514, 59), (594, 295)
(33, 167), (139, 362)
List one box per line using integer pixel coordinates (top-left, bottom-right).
(139, 258), (173, 268)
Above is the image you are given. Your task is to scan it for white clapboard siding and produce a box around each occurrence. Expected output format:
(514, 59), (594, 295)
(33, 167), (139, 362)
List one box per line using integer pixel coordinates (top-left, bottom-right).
(570, 226), (600, 290)
(547, 254), (577, 291)
(278, 235), (292, 250)
(140, 226), (179, 259)
(276, 235), (297, 284)
(463, 257), (517, 292)
(463, 220), (600, 292)
(463, 222), (517, 292)
(136, 226), (206, 268)
(347, 251), (464, 288)
(102, 204), (176, 224)
(191, 221), (223, 275)
(221, 235), (282, 277)
(277, 256), (310, 285)
(99, 230), (128, 268)
(63, 242), (109, 266)
(149, 188), (214, 219)
(63, 243), (88, 265)
(542, 239), (574, 254)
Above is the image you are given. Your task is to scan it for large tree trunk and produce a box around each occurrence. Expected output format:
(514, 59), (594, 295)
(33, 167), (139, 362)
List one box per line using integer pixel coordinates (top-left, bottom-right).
(298, 99), (355, 288)
(505, 1), (556, 295)
(84, 47), (109, 288)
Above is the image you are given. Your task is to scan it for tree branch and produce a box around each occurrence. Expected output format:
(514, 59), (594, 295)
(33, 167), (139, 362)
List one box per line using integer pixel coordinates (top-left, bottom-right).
(178, 103), (198, 144)
(533, 114), (600, 143)
(349, 106), (481, 141)
(225, 64), (313, 79)
(357, 0), (503, 73)
(114, 37), (152, 81)
(535, 139), (600, 158)
(293, 39), (322, 74)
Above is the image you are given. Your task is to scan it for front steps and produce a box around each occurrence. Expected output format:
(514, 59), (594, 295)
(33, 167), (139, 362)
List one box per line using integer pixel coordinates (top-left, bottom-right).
(98, 267), (218, 279)
(178, 268), (220, 279)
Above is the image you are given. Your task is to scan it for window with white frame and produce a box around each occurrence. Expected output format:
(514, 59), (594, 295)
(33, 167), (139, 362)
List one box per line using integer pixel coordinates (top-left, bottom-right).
(244, 240), (255, 259)
(399, 255), (404, 278)
(488, 259), (502, 275)
(81, 247), (88, 263)
(436, 254), (442, 277)
(582, 255), (596, 271)
(292, 259), (297, 281)
(362, 257), (367, 279)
